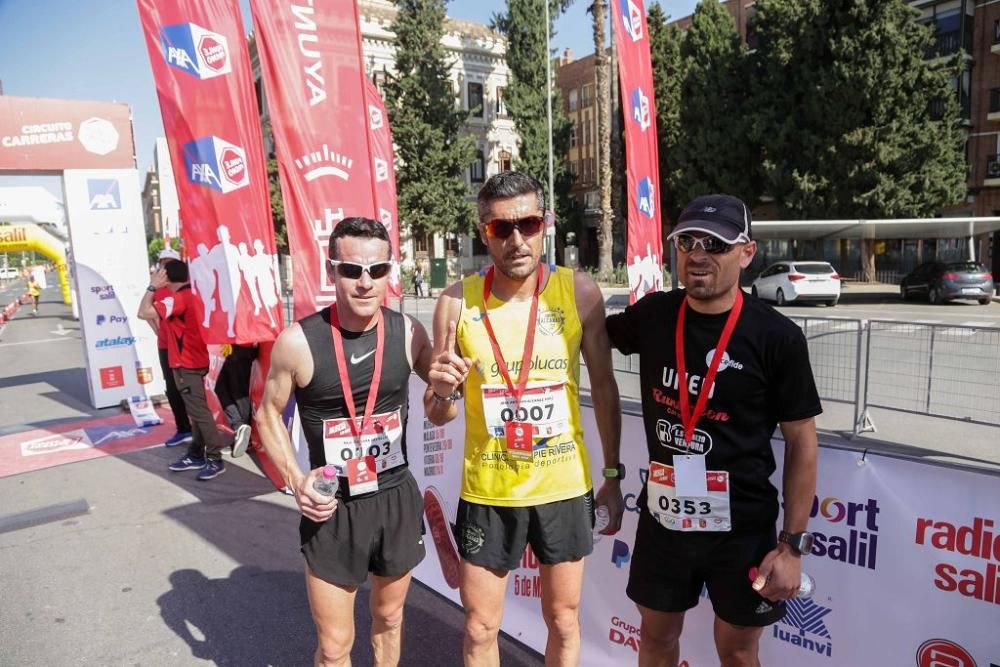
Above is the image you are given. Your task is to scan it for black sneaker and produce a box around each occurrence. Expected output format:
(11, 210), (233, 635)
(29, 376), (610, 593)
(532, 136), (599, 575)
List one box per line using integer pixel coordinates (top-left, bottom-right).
(168, 454), (207, 472)
(231, 424), (251, 458)
(197, 459), (226, 481)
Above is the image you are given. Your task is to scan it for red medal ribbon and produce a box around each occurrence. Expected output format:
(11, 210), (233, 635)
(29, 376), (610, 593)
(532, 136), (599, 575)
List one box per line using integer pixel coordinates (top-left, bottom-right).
(675, 290), (744, 449)
(330, 305), (385, 443)
(480, 264), (544, 412)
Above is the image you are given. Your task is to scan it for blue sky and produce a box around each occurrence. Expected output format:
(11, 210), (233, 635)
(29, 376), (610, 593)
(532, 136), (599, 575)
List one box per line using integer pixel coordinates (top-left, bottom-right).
(0, 0), (700, 198)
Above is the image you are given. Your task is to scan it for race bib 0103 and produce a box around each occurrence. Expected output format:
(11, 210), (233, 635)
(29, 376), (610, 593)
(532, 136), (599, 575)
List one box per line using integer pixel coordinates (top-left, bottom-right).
(482, 382), (570, 439)
(646, 461), (731, 532)
(322, 409), (404, 474)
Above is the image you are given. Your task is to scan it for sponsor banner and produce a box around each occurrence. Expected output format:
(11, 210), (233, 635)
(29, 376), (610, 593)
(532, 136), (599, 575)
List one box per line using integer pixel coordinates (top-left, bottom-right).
(250, 0), (391, 318)
(611, 0), (663, 303)
(0, 96), (134, 170)
(63, 169), (165, 409)
(364, 77), (402, 299)
(137, 0), (282, 343)
(404, 375), (1000, 665)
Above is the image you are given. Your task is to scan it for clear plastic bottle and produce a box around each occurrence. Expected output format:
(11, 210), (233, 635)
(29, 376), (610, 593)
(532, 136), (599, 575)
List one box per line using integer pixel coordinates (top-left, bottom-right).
(313, 465), (339, 497)
(749, 567), (816, 598)
(594, 504), (610, 534)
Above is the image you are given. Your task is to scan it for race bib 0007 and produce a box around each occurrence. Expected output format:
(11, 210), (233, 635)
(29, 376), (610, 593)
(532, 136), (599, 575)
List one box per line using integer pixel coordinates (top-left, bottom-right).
(481, 382), (571, 439)
(322, 409), (404, 474)
(646, 461), (732, 532)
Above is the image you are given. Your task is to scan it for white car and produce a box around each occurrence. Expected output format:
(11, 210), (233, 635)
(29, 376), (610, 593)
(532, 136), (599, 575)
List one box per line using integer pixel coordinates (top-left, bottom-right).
(751, 261), (841, 307)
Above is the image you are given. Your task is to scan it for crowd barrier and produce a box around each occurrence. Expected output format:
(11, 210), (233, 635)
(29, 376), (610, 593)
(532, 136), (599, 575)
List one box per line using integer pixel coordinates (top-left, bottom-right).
(403, 377), (1000, 666)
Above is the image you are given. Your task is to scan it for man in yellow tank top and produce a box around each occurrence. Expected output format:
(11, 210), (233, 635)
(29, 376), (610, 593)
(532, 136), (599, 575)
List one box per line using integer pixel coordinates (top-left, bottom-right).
(426, 172), (624, 666)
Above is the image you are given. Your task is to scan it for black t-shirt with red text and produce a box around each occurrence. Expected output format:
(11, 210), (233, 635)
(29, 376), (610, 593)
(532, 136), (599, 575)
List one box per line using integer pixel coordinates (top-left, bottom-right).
(606, 289), (822, 530)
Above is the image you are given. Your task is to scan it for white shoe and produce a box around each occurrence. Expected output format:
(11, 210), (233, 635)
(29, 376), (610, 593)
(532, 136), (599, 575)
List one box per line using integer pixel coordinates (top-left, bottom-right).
(232, 424), (251, 457)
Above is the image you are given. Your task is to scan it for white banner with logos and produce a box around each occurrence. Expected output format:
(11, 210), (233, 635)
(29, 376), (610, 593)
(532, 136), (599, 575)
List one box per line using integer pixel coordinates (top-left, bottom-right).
(405, 376), (1000, 667)
(63, 169), (164, 408)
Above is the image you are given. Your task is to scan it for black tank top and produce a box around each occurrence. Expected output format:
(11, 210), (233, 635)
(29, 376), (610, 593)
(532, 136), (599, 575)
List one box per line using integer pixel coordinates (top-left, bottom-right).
(295, 306), (411, 496)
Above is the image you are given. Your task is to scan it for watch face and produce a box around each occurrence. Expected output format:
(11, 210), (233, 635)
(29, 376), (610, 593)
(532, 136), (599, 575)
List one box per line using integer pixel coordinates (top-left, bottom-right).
(799, 532), (815, 554)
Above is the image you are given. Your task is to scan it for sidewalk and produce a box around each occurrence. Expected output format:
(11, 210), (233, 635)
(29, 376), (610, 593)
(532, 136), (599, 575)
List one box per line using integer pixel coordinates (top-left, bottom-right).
(0, 287), (543, 666)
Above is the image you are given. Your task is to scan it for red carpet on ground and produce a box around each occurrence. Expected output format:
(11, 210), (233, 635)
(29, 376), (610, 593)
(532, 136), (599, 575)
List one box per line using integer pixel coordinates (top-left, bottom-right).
(0, 412), (176, 479)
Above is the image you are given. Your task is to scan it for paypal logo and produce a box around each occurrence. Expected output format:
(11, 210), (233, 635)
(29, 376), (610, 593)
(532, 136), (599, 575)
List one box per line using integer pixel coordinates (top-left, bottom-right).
(631, 87), (650, 131)
(611, 539), (631, 568)
(620, 0), (645, 42)
(87, 179), (121, 210)
(160, 23), (231, 80)
(183, 136), (249, 194)
(637, 177), (656, 218)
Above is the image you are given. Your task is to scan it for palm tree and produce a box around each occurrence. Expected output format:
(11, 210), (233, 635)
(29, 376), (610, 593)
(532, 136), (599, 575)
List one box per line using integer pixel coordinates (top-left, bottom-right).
(592, 0), (613, 279)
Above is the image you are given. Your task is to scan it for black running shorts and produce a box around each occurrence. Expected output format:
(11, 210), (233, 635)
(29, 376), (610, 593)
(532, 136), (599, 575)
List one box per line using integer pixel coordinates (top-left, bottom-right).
(300, 471), (425, 587)
(455, 490), (595, 571)
(626, 507), (786, 627)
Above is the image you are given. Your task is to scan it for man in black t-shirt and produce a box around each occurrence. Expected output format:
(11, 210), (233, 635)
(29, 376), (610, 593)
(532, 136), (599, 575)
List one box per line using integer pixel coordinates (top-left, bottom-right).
(257, 217), (433, 667)
(606, 194), (821, 667)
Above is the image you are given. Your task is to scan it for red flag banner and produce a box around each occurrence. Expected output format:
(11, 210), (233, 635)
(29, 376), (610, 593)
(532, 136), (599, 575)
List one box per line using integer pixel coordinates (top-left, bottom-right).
(251, 0), (391, 318)
(612, 0), (663, 303)
(364, 78), (402, 299)
(137, 0), (282, 344)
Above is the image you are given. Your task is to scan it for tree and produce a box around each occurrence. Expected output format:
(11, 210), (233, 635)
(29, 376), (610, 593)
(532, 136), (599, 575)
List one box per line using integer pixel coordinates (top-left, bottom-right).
(146, 236), (181, 266)
(669, 0), (755, 207)
(384, 0), (476, 259)
(751, 0), (967, 279)
(493, 0), (575, 234)
(267, 157), (288, 254)
(592, 0), (613, 278)
(646, 3), (684, 223)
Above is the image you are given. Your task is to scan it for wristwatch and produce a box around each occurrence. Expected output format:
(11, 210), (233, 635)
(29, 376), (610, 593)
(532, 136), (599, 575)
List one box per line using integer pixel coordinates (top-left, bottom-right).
(778, 530), (814, 556)
(146, 285), (157, 293)
(432, 388), (462, 403)
(602, 463), (626, 480)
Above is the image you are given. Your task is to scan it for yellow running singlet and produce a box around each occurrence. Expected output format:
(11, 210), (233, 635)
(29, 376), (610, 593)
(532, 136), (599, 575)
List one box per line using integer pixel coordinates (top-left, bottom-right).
(456, 265), (591, 507)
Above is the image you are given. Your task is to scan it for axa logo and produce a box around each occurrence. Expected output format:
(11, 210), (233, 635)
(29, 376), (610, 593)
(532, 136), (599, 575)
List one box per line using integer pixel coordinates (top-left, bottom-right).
(630, 87), (650, 131)
(160, 23), (231, 80)
(611, 539), (631, 568)
(620, 0), (645, 42)
(772, 598), (833, 658)
(637, 177), (656, 218)
(706, 348), (743, 372)
(183, 136), (249, 193)
(87, 179), (121, 210)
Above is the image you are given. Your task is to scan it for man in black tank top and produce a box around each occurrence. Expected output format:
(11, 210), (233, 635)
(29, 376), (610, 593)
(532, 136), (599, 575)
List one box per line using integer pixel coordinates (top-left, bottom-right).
(257, 217), (433, 667)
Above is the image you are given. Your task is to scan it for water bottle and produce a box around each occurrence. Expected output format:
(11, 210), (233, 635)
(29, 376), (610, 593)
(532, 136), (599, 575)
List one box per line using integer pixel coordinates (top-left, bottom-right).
(749, 567), (816, 598)
(594, 504), (610, 534)
(313, 465), (339, 497)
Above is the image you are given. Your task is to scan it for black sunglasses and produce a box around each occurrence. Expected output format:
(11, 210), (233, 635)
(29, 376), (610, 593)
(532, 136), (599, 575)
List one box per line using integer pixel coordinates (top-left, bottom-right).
(673, 234), (737, 255)
(328, 259), (392, 280)
(484, 215), (545, 240)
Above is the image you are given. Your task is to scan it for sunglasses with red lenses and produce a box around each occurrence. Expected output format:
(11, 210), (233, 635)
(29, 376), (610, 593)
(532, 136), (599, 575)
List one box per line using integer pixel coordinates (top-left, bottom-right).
(484, 215), (545, 240)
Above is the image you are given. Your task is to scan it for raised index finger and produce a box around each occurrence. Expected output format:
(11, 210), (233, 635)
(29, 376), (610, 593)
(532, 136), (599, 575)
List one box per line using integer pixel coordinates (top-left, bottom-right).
(444, 320), (458, 354)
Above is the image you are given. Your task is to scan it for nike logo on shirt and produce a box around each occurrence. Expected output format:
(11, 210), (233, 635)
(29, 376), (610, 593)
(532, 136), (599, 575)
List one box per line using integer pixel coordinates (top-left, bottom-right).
(350, 349), (376, 365)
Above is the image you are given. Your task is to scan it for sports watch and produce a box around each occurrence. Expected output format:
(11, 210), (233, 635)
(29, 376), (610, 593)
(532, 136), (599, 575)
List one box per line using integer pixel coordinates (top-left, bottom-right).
(778, 530), (814, 556)
(602, 463), (626, 480)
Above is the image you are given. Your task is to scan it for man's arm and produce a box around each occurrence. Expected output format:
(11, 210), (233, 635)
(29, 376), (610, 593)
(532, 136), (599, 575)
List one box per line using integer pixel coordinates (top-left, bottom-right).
(404, 314), (433, 383)
(255, 324), (336, 521)
(576, 272), (624, 535)
(754, 416), (818, 600)
(137, 269), (167, 322)
(424, 282), (472, 426)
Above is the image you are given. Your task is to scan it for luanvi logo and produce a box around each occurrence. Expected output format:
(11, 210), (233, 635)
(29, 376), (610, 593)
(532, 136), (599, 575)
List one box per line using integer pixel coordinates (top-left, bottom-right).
(772, 598), (833, 658)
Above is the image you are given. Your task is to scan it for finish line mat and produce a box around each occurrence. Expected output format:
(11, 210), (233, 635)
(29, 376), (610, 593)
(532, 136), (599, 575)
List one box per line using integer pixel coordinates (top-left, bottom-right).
(0, 412), (176, 479)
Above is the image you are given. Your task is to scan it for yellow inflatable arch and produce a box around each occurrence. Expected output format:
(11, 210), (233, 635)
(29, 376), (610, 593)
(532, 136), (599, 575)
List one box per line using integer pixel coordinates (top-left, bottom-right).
(0, 225), (72, 304)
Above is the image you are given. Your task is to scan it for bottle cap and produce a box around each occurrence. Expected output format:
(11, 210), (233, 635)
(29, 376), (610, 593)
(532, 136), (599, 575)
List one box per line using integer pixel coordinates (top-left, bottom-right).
(321, 465), (337, 479)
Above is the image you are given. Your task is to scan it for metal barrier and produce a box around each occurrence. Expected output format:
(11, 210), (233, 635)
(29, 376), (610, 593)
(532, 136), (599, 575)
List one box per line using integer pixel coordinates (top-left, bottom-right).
(864, 320), (1000, 429)
(788, 317), (865, 430)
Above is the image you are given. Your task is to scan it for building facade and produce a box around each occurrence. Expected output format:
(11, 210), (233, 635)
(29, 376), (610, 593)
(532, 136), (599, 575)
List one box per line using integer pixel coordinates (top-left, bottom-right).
(140, 137), (179, 242)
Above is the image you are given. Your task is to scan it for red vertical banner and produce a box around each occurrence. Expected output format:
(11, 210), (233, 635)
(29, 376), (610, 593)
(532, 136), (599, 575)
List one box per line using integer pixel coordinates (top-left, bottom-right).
(251, 0), (396, 318)
(365, 79), (402, 299)
(612, 0), (663, 303)
(137, 0), (283, 343)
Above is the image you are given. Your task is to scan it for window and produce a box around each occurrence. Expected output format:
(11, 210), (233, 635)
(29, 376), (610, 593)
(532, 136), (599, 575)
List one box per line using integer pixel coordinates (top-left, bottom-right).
(414, 233), (428, 252)
(569, 161), (578, 177)
(470, 149), (485, 183)
(467, 82), (484, 118)
(582, 84), (594, 108)
(570, 122), (577, 148)
(499, 150), (512, 173)
(568, 89), (579, 112)
(495, 86), (509, 119)
(582, 119), (591, 146)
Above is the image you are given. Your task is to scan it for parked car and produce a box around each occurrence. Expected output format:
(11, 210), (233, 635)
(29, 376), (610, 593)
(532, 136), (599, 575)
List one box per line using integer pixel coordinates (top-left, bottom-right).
(751, 261), (841, 306)
(0, 267), (19, 280)
(899, 261), (994, 305)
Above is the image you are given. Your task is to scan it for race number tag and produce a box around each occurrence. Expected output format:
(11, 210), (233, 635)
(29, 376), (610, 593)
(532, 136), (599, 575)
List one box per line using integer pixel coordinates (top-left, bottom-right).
(647, 461), (731, 532)
(505, 421), (534, 462)
(482, 382), (571, 439)
(346, 456), (378, 495)
(322, 410), (404, 475)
